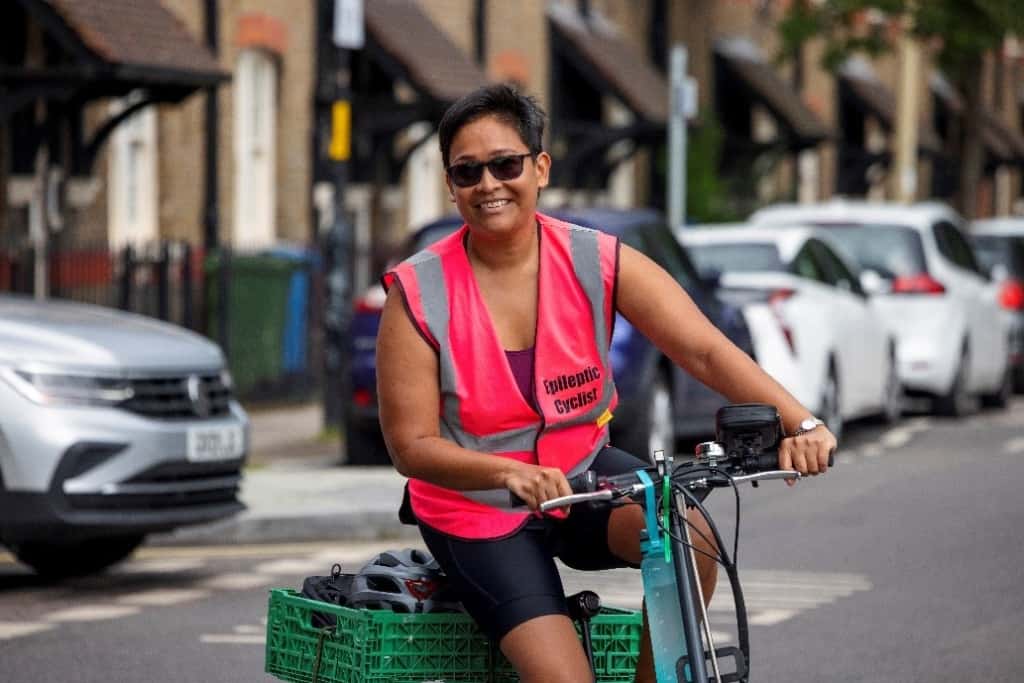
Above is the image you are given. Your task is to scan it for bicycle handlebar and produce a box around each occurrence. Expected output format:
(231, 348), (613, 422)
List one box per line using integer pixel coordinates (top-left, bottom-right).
(509, 446), (834, 510)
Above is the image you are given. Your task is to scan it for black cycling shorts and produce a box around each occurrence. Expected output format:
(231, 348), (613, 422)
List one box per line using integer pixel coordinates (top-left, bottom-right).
(417, 445), (649, 642)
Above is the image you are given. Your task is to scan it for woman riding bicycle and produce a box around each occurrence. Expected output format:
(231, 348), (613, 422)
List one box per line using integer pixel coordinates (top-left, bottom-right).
(376, 83), (836, 683)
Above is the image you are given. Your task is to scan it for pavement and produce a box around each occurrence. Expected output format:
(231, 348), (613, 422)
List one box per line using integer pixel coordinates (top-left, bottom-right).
(149, 402), (419, 546)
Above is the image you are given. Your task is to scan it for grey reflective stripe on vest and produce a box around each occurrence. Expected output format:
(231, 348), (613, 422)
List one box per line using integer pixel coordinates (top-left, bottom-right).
(461, 434), (609, 509)
(555, 225), (616, 428)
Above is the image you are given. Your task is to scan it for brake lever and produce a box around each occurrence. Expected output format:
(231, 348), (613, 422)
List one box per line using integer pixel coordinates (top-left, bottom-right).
(730, 470), (802, 486)
(538, 489), (615, 513)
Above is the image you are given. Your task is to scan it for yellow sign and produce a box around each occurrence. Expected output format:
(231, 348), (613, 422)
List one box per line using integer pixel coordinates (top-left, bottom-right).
(329, 101), (351, 161)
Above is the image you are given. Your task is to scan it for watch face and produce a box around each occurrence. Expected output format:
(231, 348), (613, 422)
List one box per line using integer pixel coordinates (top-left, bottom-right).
(801, 418), (817, 431)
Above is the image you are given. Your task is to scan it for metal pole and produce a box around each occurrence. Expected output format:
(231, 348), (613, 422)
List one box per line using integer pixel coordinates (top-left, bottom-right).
(893, 12), (920, 203)
(203, 0), (220, 251)
(668, 45), (688, 231)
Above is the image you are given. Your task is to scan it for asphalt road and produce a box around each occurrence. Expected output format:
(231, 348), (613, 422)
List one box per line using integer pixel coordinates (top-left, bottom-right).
(1, 399), (1022, 682)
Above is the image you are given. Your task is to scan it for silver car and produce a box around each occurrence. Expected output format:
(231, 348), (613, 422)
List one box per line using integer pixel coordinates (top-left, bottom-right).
(0, 294), (249, 576)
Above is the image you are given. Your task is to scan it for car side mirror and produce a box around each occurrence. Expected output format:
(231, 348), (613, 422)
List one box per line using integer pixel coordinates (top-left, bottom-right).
(859, 269), (890, 296)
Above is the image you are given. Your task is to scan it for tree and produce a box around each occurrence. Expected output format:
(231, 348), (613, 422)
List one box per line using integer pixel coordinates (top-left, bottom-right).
(777, 0), (1024, 217)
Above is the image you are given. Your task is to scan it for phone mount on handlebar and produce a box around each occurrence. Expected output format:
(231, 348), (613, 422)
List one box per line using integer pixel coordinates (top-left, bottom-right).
(712, 403), (784, 472)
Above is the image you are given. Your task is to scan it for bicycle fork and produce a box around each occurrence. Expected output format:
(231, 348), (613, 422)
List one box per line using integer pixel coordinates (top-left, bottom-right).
(638, 469), (726, 683)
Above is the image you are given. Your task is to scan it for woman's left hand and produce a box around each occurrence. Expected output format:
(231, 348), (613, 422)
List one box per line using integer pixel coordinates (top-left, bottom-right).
(778, 426), (837, 485)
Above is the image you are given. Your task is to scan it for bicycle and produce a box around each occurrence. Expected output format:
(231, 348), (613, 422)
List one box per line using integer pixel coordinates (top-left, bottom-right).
(524, 402), (834, 683)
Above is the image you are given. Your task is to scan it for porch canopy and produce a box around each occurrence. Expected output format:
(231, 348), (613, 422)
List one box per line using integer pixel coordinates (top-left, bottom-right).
(714, 37), (830, 148)
(350, 0), (488, 182)
(3, 0), (225, 119)
(546, 4), (676, 186)
(931, 72), (1024, 166)
(838, 58), (943, 156)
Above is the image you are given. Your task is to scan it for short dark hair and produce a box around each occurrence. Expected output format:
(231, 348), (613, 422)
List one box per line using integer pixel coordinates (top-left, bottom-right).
(438, 84), (546, 167)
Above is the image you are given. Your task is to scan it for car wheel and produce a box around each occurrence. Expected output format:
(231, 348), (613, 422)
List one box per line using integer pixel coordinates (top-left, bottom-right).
(935, 346), (976, 417)
(880, 346), (903, 424)
(980, 364), (1013, 409)
(344, 420), (390, 466)
(820, 363), (843, 444)
(13, 535), (145, 578)
(614, 369), (675, 462)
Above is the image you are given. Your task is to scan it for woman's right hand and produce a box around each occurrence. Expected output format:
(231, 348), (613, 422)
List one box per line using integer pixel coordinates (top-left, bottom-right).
(503, 464), (573, 512)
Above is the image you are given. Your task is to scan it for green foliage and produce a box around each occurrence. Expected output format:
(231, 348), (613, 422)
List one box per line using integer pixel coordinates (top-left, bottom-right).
(777, 0), (1024, 78)
(685, 111), (742, 224)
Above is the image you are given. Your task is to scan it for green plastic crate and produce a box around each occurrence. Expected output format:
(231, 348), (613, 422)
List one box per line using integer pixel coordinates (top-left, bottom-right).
(265, 588), (643, 683)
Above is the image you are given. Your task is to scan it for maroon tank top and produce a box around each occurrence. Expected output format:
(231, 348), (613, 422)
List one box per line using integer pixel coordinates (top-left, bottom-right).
(505, 347), (537, 411)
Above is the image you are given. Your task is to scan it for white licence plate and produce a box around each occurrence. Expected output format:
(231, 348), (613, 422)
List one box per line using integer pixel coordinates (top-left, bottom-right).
(187, 425), (245, 462)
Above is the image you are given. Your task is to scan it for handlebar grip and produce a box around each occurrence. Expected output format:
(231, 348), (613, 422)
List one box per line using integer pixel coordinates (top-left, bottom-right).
(753, 449), (835, 472)
(508, 471), (599, 508)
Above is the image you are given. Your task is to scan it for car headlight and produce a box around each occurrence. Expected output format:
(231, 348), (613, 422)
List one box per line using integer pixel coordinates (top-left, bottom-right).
(2, 368), (135, 406)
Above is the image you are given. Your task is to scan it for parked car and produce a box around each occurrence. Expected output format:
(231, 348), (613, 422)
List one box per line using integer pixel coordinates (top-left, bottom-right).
(0, 294), (248, 576)
(346, 208), (756, 464)
(751, 200), (1012, 415)
(969, 217), (1024, 392)
(679, 224), (901, 442)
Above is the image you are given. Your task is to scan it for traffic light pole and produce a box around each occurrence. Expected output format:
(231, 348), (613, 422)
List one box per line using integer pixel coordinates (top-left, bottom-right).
(317, 0), (357, 442)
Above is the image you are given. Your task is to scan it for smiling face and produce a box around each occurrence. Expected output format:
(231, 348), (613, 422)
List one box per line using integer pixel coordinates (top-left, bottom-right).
(446, 114), (550, 238)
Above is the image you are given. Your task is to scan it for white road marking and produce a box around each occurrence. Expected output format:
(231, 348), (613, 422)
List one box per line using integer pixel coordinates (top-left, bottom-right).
(880, 428), (913, 448)
(200, 572), (272, 591)
(748, 609), (797, 626)
(1002, 437), (1024, 455)
(254, 558), (328, 575)
(200, 634), (265, 644)
(116, 589), (210, 606)
(117, 558), (207, 574)
(45, 605), (139, 622)
(0, 621), (55, 639)
(234, 624), (264, 635)
(860, 443), (884, 458)
(902, 417), (932, 432)
(561, 567), (871, 629)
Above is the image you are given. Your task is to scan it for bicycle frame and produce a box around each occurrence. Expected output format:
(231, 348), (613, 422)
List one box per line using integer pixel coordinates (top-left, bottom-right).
(634, 454), (750, 683)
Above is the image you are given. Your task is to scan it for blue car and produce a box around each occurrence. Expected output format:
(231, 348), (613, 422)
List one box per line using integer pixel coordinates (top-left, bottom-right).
(345, 208), (755, 465)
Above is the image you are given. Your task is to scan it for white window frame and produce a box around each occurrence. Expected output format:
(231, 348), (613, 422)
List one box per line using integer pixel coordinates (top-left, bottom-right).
(233, 49), (278, 248)
(107, 92), (158, 248)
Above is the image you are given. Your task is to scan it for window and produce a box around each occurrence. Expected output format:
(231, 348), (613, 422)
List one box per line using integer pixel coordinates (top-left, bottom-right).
(790, 244), (825, 283)
(810, 240), (864, 295)
(107, 93), (158, 247)
(686, 243), (785, 277)
(933, 221), (982, 275)
(631, 223), (697, 290)
(233, 49), (277, 248)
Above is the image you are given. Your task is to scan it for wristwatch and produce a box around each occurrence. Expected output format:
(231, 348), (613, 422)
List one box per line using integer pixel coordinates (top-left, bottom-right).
(792, 416), (825, 436)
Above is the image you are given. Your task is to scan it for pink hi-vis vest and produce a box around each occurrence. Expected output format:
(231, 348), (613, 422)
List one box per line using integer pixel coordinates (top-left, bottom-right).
(382, 212), (620, 539)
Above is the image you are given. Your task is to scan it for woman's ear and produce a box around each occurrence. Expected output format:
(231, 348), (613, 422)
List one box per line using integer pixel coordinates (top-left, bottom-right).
(534, 151), (552, 190)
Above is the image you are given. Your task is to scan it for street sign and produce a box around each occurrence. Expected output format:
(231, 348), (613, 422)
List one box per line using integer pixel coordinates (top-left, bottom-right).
(333, 0), (364, 49)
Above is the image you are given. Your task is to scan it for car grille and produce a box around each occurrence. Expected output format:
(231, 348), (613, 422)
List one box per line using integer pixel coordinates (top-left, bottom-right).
(66, 461), (243, 511)
(121, 373), (232, 420)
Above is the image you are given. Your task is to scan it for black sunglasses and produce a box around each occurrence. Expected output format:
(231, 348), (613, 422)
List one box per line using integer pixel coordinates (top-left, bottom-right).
(446, 153), (533, 188)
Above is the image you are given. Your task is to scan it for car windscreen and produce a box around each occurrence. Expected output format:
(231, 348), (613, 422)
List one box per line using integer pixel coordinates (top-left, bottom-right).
(971, 235), (1024, 277)
(814, 224), (926, 278)
(685, 242), (785, 277)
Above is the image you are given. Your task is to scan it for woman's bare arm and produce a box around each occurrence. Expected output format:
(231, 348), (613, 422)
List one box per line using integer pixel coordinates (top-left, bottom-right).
(376, 287), (571, 508)
(615, 243), (834, 472)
